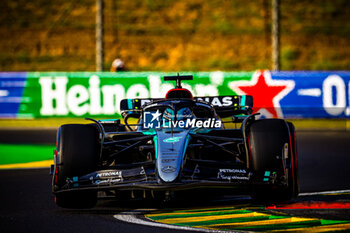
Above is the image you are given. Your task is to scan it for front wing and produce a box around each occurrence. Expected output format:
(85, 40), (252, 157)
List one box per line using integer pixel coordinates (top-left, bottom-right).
(52, 165), (282, 194)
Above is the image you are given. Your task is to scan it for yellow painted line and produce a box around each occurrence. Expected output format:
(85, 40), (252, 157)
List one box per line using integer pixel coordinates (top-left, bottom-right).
(0, 160), (53, 169)
(325, 192), (350, 196)
(157, 212), (267, 224)
(269, 223), (350, 232)
(146, 207), (249, 218)
(205, 217), (315, 228)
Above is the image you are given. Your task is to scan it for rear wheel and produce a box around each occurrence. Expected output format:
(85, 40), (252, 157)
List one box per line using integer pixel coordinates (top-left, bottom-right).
(248, 119), (298, 202)
(53, 124), (99, 208)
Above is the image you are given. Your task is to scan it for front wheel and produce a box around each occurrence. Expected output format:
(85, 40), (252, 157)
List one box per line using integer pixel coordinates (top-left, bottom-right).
(248, 119), (298, 202)
(53, 124), (99, 208)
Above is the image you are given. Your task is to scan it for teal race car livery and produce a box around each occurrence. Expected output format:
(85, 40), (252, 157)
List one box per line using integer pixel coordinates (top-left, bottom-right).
(51, 75), (299, 208)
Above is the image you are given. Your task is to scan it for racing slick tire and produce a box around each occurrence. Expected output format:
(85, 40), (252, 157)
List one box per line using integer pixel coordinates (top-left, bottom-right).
(287, 121), (300, 198)
(53, 124), (99, 208)
(248, 119), (298, 202)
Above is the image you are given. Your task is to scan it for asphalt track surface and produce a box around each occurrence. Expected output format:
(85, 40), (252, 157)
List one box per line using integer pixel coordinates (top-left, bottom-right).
(0, 129), (350, 233)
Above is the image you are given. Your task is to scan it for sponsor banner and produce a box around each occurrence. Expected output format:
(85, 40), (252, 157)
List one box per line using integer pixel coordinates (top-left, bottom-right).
(0, 72), (27, 118)
(1, 71), (350, 118)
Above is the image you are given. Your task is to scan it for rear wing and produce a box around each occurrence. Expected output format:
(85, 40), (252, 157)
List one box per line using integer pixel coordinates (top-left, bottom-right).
(120, 95), (253, 117)
(196, 95), (253, 117)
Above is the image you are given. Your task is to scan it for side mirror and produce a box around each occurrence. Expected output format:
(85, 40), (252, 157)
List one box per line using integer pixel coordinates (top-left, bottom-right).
(122, 111), (141, 131)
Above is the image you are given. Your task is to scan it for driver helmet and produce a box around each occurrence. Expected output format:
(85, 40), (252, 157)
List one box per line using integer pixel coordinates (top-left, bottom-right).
(163, 108), (175, 121)
(176, 107), (193, 121)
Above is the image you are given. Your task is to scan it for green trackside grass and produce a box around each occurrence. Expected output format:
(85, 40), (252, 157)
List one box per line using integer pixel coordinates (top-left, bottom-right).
(0, 144), (54, 165)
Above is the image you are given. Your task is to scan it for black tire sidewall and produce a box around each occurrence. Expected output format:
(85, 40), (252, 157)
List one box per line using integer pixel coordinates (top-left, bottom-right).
(54, 124), (99, 208)
(57, 124), (99, 187)
(248, 119), (297, 201)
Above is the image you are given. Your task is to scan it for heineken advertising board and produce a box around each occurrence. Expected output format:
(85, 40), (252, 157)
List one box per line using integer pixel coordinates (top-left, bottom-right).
(1, 71), (350, 119)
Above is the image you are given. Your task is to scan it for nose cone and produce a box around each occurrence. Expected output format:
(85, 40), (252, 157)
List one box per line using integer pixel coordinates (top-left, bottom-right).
(155, 130), (190, 183)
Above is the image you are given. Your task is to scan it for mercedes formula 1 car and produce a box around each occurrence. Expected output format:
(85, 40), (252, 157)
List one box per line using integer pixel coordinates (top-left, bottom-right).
(51, 75), (299, 208)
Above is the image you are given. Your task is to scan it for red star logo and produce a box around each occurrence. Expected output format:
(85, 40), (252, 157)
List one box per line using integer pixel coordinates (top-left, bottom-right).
(229, 70), (295, 118)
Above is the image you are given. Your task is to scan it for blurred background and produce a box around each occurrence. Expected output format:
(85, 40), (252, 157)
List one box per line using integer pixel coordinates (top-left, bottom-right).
(1, 0), (350, 72)
(1, 4), (350, 231)
(0, 0), (350, 166)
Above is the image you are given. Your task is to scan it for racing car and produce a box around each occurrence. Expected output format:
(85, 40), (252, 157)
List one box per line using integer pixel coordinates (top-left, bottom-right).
(51, 74), (299, 208)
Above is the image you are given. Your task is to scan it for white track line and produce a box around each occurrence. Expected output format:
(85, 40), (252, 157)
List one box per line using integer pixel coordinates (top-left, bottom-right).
(113, 210), (242, 233)
(299, 189), (350, 196)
